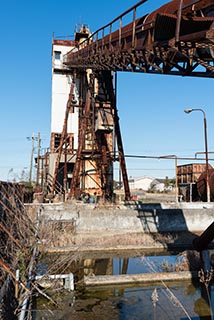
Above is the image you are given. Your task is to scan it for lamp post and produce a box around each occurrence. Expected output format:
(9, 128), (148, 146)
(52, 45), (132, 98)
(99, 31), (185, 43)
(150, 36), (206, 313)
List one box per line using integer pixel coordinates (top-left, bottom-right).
(184, 108), (210, 202)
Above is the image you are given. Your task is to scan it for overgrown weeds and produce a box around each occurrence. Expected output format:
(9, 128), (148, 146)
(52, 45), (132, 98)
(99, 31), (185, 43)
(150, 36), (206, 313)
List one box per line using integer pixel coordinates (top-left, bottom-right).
(0, 182), (36, 319)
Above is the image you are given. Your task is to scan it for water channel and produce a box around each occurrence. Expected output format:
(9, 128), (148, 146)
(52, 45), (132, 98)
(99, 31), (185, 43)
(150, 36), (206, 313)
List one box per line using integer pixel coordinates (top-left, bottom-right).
(33, 249), (214, 319)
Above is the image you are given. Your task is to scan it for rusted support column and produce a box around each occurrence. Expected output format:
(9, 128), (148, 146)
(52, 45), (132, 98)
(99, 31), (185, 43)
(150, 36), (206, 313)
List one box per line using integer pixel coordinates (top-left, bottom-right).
(69, 87), (92, 199)
(132, 8), (136, 48)
(175, 0), (183, 43)
(114, 74), (131, 201)
(193, 221), (214, 252)
(119, 17), (122, 49)
(109, 24), (112, 52)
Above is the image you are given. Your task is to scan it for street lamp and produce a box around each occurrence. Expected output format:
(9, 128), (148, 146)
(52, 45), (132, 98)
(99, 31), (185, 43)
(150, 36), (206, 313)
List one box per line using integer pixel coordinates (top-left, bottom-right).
(184, 108), (210, 202)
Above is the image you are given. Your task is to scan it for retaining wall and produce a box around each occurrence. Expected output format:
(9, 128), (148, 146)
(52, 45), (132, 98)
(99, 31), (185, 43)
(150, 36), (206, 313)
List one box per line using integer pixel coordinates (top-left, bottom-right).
(25, 201), (214, 234)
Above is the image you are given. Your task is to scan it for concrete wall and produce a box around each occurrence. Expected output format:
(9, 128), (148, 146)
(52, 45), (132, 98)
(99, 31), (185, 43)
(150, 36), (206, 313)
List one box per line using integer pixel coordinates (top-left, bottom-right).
(25, 201), (214, 234)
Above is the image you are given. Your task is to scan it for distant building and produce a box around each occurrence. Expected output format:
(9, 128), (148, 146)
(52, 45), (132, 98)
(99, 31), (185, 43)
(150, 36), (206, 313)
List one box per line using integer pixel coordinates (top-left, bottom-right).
(127, 176), (173, 192)
(128, 176), (163, 192)
(128, 176), (153, 191)
(150, 179), (165, 192)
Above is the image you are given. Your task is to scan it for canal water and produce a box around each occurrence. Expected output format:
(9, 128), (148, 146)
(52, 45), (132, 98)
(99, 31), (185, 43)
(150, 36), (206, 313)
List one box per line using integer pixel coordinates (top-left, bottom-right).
(33, 249), (214, 319)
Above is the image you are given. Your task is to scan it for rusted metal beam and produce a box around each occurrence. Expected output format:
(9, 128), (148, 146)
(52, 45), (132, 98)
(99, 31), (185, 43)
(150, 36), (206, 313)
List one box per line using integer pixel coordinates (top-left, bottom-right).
(114, 115), (131, 201)
(175, 0), (183, 43)
(69, 87), (92, 199)
(193, 221), (214, 252)
(114, 74), (131, 201)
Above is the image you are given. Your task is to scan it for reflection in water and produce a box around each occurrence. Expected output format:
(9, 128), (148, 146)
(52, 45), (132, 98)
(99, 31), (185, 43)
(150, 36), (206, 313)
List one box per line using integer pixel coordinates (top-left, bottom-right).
(40, 249), (192, 278)
(82, 254), (181, 276)
(34, 281), (214, 319)
(35, 250), (214, 319)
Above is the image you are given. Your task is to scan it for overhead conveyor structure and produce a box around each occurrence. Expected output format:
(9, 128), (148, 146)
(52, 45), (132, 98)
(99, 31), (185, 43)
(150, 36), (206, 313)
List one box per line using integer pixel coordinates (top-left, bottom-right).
(64, 0), (214, 76)
(48, 0), (214, 202)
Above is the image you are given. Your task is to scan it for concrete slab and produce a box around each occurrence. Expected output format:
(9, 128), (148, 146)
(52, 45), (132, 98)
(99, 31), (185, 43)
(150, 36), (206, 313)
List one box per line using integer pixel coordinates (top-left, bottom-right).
(84, 271), (198, 286)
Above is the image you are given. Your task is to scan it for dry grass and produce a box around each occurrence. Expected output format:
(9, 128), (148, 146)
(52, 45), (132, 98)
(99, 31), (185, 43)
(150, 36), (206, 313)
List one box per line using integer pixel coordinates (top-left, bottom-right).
(38, 223), (196, 252)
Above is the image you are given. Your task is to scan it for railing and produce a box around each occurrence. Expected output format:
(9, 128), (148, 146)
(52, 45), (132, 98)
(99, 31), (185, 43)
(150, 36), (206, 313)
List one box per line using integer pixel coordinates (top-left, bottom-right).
(64, 0), (149, 64)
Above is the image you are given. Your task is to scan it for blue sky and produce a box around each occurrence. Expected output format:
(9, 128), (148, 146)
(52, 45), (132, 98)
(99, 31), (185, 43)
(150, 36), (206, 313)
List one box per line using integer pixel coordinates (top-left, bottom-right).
(0, 0), (213, 182)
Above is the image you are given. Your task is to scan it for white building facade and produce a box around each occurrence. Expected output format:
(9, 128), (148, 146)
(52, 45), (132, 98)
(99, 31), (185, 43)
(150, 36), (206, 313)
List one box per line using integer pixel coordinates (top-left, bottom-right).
(47, 39), (79, 190)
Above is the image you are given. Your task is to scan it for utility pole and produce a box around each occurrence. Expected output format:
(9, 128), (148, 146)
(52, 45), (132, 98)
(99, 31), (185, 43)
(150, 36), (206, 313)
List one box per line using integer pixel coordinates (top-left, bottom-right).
(36, 132), (41, 186)
(27, 134), (35, 184)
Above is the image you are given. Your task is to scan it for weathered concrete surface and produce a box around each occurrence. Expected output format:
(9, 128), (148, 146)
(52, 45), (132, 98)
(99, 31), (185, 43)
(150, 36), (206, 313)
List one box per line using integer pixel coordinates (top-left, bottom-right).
(84, 271), (198, 286)
(25, 201), (214, 234)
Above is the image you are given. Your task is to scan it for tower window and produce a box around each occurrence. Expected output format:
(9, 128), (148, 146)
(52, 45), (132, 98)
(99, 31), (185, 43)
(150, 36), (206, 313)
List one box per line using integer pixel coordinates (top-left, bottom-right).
(54, 51), (61, 60)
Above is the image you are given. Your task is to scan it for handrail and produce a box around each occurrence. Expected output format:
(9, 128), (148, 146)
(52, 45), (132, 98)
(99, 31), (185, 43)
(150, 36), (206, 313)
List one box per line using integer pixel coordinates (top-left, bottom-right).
(66, 0), (204, 56)
(67, 0), (148, 54)
(91, 0), (148, 35)
(95, 0), (201, 34)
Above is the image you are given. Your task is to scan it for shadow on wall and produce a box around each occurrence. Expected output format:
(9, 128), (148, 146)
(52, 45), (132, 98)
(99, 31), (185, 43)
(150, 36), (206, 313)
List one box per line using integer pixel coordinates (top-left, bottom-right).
(129, 202), (197, 248)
